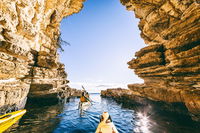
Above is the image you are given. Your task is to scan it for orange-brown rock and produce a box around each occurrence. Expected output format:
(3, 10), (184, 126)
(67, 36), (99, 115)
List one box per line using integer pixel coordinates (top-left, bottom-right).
(0, 0), (200, 122)
(0, 0), (85, 112)
(122, 0), (200, 121)
(101, 88), (191, 119)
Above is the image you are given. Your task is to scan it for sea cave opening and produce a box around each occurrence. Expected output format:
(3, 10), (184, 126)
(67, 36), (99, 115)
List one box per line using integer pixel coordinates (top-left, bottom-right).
(59, 0), (145, 93)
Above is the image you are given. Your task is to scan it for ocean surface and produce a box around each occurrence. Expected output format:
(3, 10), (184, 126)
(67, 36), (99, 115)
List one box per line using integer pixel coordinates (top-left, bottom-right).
(7, 93), (200, 133)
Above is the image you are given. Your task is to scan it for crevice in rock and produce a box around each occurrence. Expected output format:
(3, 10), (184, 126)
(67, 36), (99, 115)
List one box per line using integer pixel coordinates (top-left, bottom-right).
(50, 10), (57, 24)
(174, 39), (200, 53)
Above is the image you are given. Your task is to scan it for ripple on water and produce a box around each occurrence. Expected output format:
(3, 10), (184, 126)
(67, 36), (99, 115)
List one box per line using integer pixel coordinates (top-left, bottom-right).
(6, 93), (200, 133)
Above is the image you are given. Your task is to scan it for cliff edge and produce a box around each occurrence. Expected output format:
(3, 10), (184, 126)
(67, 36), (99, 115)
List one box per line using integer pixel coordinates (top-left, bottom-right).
(122, 0), (200, 121)
(0, 0), (85, 112)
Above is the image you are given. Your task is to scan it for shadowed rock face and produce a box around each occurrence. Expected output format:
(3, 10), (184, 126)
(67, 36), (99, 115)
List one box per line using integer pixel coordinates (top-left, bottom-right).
(101, 88), (189, 114)
(0, 0), (85, 113)
(121, 0), (200, 121)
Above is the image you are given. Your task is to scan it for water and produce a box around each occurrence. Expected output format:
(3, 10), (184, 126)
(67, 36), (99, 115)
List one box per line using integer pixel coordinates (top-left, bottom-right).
(7, 93), (200, 133)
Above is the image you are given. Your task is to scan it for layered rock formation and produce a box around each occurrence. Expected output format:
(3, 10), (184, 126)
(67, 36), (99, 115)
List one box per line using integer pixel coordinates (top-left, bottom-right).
(1, 0), (200, 122)
(0, 0), (84, 113)
(101, 88), (189, 114)
(120, 0), (200, 121)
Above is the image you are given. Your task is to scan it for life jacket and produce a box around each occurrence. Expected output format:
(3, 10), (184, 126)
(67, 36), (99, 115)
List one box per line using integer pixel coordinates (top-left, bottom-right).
(80, 96), (88, 102)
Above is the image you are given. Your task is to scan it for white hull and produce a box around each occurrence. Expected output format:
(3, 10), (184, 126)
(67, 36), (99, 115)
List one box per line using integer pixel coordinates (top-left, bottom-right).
(79, 101), (91, 110)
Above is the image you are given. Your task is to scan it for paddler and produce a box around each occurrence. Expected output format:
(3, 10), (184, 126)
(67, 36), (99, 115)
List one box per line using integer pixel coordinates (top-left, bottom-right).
(85, 92), (90, 99)
(95, 112), (118, 133)
(80, 91), (90, 103)
(81, 86), (91, 102)
(79, 91), (91, 110)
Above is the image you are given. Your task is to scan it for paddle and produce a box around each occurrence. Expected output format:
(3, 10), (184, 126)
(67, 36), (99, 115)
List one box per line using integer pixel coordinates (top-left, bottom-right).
(81, 86), (86, 91)
(81, 85), (92, 102)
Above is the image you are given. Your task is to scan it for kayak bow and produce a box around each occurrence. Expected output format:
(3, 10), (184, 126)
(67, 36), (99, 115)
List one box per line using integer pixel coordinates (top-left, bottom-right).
(0, 109), (26, 132)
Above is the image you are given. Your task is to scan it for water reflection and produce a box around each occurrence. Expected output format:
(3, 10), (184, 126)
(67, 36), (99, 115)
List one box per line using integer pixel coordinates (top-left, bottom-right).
(6, 94), (200, 133)
(6, 98), (63, 133)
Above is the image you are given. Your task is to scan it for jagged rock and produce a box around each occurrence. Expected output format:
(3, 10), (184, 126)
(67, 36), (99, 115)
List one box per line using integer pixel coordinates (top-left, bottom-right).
(121, 0), (200, 121)
(0, 0), (200, 122)
(0, 0), (85, 112)
(101, 88), (191, 118)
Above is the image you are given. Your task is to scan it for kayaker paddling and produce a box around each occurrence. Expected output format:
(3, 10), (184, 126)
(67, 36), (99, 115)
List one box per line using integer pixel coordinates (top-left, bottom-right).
(80, 91), (90, 103)
(95, 112), (118, 133)
(78, 88), (91, 112)
(80, 86), (91, 102)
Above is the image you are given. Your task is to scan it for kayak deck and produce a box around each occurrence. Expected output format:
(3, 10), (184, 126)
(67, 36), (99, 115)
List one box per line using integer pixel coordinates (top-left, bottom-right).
(0, 109), (26, 132)
(95, 122), (119, 133)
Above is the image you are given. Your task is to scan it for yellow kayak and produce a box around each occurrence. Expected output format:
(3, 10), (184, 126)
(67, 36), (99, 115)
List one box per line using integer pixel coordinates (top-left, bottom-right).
(0, 109), (26, 132)
(95, 112), (119, 133)
(95, 121), (119, 133)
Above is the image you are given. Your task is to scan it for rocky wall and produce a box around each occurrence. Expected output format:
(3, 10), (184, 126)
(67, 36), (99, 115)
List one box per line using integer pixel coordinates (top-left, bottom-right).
(1, 0), (200, 122)
(0, 0), (85, 113)
(121, 0), (200, 121)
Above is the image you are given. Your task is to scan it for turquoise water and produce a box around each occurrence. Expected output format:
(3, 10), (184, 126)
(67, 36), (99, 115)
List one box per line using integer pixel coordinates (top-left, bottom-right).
(8, 93), (200, 133)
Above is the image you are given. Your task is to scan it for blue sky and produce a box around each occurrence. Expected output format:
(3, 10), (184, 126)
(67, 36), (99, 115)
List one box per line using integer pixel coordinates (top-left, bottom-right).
(60, 0), (145, 92)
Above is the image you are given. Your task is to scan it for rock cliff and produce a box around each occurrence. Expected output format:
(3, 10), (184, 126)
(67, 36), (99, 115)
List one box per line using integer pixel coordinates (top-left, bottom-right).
(121, 0), (200, 121)
(0, 0), (84, 113)
(101, 88), (189, 114)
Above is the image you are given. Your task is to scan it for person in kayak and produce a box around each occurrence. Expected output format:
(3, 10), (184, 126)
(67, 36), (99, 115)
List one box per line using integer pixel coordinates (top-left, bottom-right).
(85, 92), (90, 99)
(80, 86), (91, 102)
(79, 91), (91, 111)
(95, 112), (118, 133)
(80, 92), (90, 103)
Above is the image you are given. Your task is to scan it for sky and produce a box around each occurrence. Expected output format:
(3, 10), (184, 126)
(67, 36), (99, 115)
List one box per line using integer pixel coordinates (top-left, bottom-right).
(59, 0), (146, 93)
